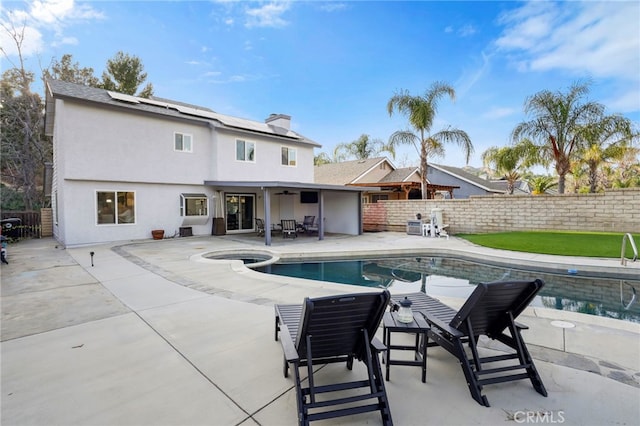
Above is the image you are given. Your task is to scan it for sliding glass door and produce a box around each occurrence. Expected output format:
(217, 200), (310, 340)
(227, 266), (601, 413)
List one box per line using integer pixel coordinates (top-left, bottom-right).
(225, 194), (255, 232)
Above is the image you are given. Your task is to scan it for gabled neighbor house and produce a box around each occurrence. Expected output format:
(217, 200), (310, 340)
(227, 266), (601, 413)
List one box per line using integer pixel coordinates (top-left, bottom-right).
(44, 80), (365, 246)
(315, 157), (459, 200)
(427, 164), (529, 198)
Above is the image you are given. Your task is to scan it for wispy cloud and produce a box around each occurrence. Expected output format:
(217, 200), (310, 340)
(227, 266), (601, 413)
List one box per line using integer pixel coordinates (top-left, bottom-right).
(318, 2), (347, 13)
(244, 1), (291, 28)
(444, 23), (476, 37)
(51, 35), (78, 47)
(455, 51), (492, 99)
(204, 73), (263, 84)
(1, 0), (103, 56)
(203, 71), (222, 78)
(458, 24), (476, 37)
(495, 1), (639, 82)
(29, 0), (103, 24)
(494, 1), (639, 111)
(482, 107), (516, 120)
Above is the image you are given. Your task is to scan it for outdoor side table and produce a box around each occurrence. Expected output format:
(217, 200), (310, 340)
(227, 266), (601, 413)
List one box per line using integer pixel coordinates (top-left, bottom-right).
(382, 311), (429, 382)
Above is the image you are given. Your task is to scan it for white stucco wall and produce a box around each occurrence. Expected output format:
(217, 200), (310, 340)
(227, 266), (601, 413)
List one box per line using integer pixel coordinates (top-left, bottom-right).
(57, 180), (218, 246)
(58, 101), (214, 183)
(322, 191), (361, 235)
(212, 129), (315, 183)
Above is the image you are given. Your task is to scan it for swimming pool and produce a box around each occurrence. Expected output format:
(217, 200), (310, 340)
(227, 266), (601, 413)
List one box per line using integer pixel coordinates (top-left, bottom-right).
(255, 256), (640, 323)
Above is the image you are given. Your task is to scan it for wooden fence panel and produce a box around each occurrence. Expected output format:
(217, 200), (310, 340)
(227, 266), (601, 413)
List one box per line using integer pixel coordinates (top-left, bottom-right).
(41, 208), (53, 237)
(1, 211), (42, 240)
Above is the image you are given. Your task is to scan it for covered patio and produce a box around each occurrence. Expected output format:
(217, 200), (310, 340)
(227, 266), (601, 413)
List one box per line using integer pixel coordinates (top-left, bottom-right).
(204, 180), (371, 246)
(350, 181), (460, 199)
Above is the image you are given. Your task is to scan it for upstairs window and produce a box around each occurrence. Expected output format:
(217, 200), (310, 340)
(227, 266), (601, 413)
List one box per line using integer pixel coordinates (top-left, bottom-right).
(236, 140), (255, 162)
(180, 193), (208, 216)
(97, 191), (135, 224)
(174, 132), (193, 152)
(281, 146), (296, 166)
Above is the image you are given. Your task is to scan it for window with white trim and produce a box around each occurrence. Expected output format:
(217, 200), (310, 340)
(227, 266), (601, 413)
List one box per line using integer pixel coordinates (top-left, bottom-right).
(236, 139), (255, 162)
(97, 191), (135, 224)
(281, 146), (296, 166)
(174, 132), (193, 152)
(180, 193), (209, 216)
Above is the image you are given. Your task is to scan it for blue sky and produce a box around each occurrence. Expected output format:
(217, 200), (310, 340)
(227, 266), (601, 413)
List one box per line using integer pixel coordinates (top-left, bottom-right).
(2, 0), (639, 169)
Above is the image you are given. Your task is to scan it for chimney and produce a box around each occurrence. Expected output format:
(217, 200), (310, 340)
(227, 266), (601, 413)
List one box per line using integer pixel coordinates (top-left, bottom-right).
(265, 113), (291, 130)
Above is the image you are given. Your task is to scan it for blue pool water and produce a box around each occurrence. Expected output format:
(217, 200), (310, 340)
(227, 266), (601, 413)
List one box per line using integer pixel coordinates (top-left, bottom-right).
(255, 256), (640, 323)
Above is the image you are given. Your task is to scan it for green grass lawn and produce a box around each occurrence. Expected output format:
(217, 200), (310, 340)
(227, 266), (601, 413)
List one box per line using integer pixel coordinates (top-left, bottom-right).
(456, 231), (639, 258)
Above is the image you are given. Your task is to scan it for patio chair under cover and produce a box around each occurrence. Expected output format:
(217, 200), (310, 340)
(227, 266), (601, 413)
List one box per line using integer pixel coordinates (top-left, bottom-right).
(301, 215), (316, 234)
(281, 219), (298, 238)
(392, 279), (547, 407)
(255, 218), (265, 236)
(275, 290), (393, 426)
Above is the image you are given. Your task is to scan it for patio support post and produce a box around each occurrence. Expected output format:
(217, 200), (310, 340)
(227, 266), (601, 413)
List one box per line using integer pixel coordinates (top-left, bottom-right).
(263, 187), (272, 246)
(318, 190), (324, 240)
(358, 191), (363, 235)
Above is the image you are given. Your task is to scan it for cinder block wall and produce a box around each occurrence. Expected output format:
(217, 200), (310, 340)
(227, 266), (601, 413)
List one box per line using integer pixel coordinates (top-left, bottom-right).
(363, 188), (640, 234)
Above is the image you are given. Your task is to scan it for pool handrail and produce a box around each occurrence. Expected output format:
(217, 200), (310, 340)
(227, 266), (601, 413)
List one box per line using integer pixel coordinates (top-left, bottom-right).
(621, 233), (638, 266)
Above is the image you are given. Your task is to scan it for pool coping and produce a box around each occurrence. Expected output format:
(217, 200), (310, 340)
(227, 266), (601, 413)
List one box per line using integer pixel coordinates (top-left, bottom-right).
(194, 244), (640, 280)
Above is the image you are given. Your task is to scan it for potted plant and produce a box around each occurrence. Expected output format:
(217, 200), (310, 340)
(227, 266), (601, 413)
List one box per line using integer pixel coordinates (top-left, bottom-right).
(151, 229), (164, 240)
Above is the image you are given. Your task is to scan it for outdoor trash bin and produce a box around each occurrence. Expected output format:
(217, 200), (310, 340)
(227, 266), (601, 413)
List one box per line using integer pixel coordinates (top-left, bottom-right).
(1, 218), (22, 239)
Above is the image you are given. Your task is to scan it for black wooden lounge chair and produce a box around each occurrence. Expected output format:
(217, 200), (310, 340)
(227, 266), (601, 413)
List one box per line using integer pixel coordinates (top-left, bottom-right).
(391, 279), (547, 407)
(281, 219), (298, 239)
(275, 291), (393, 426)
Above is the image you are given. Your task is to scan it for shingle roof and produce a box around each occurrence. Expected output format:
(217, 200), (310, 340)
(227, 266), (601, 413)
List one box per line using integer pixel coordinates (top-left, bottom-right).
(45, 79), (319, 146)
(314, 157), (389, 185)
(490, 179), (530, 194)
(429, 164), (506, 193)
(379, 167), (420, 183)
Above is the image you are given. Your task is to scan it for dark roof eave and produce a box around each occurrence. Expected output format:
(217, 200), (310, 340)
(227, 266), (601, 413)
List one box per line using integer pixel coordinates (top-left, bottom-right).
(215, 125), (321, 147)
(349, 182), (460, 190)
(204, 181), (372, 192)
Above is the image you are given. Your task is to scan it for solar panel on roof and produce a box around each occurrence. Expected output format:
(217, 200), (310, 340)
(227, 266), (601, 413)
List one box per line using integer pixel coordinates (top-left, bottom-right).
(108, 90), (302, 140)
(138, 97), (174, 109)
(107, 91), (140, 104)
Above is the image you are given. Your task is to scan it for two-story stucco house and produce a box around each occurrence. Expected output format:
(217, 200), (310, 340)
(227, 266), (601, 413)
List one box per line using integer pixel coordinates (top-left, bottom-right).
(44, 80), (365, 246)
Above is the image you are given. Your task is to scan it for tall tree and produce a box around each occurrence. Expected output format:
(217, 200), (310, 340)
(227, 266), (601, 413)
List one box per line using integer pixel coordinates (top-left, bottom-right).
(511, 81), (603, 194)
(43, 54), (100, 86)
(0, 22), (49, 210)
(334, 134), (395, 160)
(576, 114), (634, 193)
(314, 152), (332, 166)
(609, 147), (640, 188)
(387, 82), (473, 199)
(100, 51), (153, 97)
(481, 144), (529, 194)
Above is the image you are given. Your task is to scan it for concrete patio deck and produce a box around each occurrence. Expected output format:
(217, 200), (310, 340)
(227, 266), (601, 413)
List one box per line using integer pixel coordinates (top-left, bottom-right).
(1, 233), (639, 425)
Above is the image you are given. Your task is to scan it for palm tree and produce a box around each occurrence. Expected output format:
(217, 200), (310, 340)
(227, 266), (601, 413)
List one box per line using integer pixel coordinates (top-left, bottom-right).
(387, 82), (473, 199)
(481, 144), (529, 194)
(528, 176), (557, 195)
(576, 114), (634, 193)
(511, 81), (603, 194)
(610, 147), (640, 188)
(314, 152), (332, 166)
(334, 134), (395, 160)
